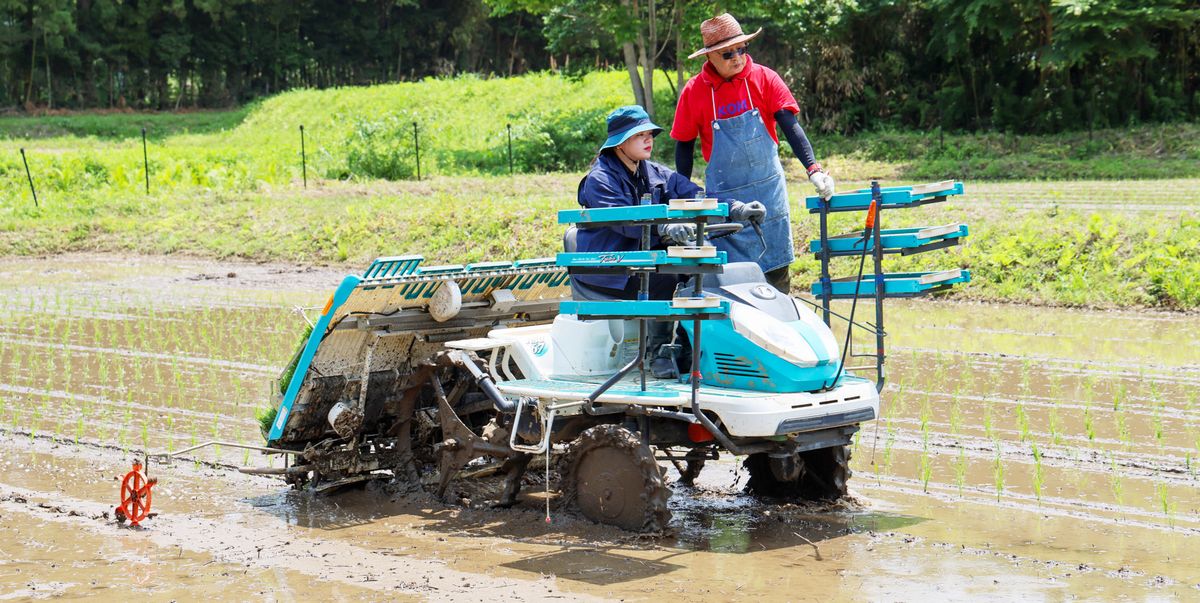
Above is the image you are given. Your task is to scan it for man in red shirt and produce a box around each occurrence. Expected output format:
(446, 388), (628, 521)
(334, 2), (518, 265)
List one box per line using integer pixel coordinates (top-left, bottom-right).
(671, 13), (834, 293)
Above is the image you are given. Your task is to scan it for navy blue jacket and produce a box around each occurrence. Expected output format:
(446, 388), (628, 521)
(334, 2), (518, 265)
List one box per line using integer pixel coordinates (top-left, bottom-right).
(575, 152), (704, 289)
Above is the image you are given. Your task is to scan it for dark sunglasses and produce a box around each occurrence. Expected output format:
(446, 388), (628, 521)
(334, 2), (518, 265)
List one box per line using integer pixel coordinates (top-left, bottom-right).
(720, 45), (749, 60)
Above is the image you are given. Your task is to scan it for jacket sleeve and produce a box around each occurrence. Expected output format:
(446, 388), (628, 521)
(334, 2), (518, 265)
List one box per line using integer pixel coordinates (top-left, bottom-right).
(578, 170), (646, 241)
(665, 170), (704, 201)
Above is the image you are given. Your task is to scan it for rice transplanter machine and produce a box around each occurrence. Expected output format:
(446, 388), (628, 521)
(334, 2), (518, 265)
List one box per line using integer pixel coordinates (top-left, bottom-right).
(247, 181), (969, 531)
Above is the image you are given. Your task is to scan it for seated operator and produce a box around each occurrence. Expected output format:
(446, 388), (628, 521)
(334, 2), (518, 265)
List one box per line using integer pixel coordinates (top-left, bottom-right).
(574, 105), (765, 376)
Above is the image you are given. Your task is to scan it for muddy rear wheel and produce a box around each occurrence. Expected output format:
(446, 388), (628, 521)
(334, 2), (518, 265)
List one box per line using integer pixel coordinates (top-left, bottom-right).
(744, 445), (851, 501)
(677, 459), (705, 485)
(561, 425), (671, 532)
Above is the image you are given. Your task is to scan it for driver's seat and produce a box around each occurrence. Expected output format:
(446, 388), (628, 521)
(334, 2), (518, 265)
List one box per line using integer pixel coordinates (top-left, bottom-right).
(562, 227), (619, 301)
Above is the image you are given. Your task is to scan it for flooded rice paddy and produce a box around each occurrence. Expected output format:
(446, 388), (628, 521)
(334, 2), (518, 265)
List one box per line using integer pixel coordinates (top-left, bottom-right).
(0, 254), (1197, 600)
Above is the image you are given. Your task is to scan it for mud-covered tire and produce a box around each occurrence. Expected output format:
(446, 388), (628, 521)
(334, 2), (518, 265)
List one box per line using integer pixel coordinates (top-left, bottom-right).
(561, 425), (671, 532)
(744, 445), (851, 501)
(677, 459), (705, 485)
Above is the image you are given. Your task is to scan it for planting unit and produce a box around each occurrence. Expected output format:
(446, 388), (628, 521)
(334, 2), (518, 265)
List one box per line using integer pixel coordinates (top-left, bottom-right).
(807, 180), (971, 388)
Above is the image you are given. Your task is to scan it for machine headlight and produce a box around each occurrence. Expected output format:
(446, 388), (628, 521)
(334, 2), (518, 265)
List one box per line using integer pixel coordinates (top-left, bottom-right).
(729, 303), (825, 367)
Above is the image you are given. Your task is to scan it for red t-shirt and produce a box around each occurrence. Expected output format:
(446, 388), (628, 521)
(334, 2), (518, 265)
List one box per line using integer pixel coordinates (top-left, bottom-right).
(670, 55), (800, 161)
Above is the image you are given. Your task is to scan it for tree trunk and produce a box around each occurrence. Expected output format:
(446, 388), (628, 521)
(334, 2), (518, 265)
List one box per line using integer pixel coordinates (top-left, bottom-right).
(621, 0), (647, 109)
(508, 14), (523, 76)
(640, 0), (655, 118)
(44, 32), (52, 109)
(675, 1), (684, 99)
(25, 33), (36, 106)
(623, 41), (646, 108)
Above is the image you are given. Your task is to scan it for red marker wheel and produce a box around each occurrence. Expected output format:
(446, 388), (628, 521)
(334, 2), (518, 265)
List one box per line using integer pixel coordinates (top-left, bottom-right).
(116, 461), (156, 527)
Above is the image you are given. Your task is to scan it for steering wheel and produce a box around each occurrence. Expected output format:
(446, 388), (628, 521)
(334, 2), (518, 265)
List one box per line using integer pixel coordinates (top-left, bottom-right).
(701, 222), (744, 241)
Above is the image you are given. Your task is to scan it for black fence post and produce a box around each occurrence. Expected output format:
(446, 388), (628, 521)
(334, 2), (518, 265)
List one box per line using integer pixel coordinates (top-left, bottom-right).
(141, 127), (150, 194)
(299, 124), (307, 189)
(507, 123), (513, 175)
(19, 148), (38, 208)
(413, 122), (421, 181)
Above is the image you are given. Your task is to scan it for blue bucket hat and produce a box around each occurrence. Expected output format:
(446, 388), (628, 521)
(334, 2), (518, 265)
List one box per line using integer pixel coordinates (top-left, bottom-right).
(600, 105), (662, 151)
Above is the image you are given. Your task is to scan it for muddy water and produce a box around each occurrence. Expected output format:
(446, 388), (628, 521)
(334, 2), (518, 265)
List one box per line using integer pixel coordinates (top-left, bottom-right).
(1, 254), (1198, 600)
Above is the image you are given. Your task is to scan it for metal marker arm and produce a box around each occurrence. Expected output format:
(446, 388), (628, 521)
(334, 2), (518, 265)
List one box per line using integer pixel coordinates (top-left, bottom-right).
(148, 441), (301, 460)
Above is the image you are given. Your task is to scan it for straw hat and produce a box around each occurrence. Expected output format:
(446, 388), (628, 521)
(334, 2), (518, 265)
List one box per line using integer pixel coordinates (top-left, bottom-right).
(687, 13), (762, 60)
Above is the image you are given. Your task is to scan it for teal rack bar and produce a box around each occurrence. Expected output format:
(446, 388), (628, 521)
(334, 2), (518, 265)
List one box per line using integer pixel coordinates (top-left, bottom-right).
(514, 257), (558, 268)
(417, 264), (466, 276)
(559, 202), (727, 225)
(805, 181), (964, 213)
(465, 261), (513, 272)
(557, 249), (728, 269)
(559, 299), (730, 320)
(809, 224), (969, 256)
(811, 270), (972, 298)
(362, 255), (423, 279)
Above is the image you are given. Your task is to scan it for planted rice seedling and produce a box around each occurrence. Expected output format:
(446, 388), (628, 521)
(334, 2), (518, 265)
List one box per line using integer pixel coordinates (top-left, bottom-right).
(949, 390), (963, 436)
(1108, 454), (1124, 506)
(1031, 442), (1045, 502)
(1017, 403), (1031, 442)
(954, 446), (968, 495)
(920, 417), (933, 492)
(1048, 403), (1063, 445)
(1115, 410), (1132, 448)
(993, 445), (1005, 502)
(1020, 359), (1032, 397)
(1156, 481), (1175, 520)
(1153, 408), (1166, 449)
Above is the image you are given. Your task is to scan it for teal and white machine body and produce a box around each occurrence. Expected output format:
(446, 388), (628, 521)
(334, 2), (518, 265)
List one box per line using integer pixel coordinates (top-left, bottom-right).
(467, 311), (878, 438)
(680, 287), (841, 393)
(445, 197), (882, 439)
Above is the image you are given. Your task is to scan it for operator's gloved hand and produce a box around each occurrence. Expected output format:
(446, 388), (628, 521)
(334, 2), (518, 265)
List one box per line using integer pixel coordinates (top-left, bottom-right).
(659, 223), (696, 245)
(728, 200), (767, 224)
(809, 170), (836, 200)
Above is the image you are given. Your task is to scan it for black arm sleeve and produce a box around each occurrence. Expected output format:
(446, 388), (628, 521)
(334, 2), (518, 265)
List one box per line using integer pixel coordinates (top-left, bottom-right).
(674, 139), (696, 180)
(774, 109), (817, 171)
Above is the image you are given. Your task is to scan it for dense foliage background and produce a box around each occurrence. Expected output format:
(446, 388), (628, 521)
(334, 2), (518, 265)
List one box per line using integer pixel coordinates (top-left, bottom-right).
(2, 0), (1197, 133)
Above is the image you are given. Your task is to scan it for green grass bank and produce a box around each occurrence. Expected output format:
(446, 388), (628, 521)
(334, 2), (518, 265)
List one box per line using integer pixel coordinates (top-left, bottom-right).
(4, 71), (1200, 194)
(2, 72), (1198, 309)
(2, 175), (1196, 310)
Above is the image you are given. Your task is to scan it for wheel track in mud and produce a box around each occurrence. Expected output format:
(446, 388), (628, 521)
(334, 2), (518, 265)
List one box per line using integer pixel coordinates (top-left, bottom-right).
(878, 412), (1199, 458)
(0, 429), (606, 602)
(866, 427), (1200, 483)
(859, 472), (1200, 535)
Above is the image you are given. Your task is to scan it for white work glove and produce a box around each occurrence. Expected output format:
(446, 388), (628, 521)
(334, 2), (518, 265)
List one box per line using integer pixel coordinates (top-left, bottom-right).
(809, 170), (835, 200)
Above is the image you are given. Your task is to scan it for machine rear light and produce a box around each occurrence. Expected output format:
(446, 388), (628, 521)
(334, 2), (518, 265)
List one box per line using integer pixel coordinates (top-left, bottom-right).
(688, 422), (715, 443)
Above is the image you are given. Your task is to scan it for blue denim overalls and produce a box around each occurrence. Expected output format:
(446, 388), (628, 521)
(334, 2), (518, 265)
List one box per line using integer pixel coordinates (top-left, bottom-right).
(704, 80), (793, 273)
